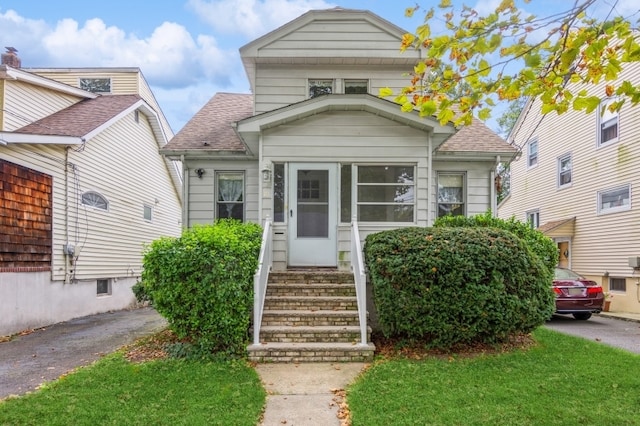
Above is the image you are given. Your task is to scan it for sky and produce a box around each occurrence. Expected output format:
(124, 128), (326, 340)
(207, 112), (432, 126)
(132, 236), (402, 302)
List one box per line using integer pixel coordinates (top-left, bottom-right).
(0, 0), (638, 134)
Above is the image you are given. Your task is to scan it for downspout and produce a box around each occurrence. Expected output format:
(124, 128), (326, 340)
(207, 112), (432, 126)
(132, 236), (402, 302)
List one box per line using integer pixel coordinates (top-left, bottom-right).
(491, 155), (501, 217)
(181, 154), (188, 228)
(64, 147), (70, 284)
(427, 133), (433, 226)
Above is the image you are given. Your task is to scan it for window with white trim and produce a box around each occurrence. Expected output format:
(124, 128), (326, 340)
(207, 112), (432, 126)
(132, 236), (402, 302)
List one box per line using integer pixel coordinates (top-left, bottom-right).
(527, 138), (538, 168)
(526, 210), (540, 229)
(598, 99), (619, 147)
(437, 172), (465, 218)
(81, 191), (108, 210)
(344, 79), (368, 94)
(356, 165), (415, 222)
(216, 172), (244, 220)
(558, 153), (572, 187)
(308, 79), (333, 98)
(80, 78), (111, 93)
(598, 184), (630, 214)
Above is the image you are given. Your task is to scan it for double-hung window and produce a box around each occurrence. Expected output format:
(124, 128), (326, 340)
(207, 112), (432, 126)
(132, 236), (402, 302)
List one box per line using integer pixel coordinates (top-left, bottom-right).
(216, 172), (244, 220)
(526, 210), (540, 229)
(356, 165), (415, 222)
(437, 173), (465, 217)
(598, 99), (619, 147)
(558, 154), (572, 187)
(597, 184), (630, 214)
(527, 138), (538, 168)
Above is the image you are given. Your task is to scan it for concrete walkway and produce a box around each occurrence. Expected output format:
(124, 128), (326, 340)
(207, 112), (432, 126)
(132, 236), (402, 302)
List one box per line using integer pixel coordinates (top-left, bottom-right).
(255, 362), (368, 426)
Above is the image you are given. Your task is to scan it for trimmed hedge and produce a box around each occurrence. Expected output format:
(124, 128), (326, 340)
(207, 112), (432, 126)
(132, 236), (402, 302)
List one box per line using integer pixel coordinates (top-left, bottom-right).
(364, 226), (555, 349)
(434, 211), (558, 275)
(135, 220), (262, 358)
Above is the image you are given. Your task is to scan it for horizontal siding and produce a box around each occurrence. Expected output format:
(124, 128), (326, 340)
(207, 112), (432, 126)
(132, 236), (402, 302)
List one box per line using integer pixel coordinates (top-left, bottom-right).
(0, 110), (182, 282)
(184, 160), (259, 228)
(499, 61), (640, 280)
(254, 65), (415, 114)
(260, 20), (407, 59)
(30, 71), (139, 95)
(4, 81), (79, 131)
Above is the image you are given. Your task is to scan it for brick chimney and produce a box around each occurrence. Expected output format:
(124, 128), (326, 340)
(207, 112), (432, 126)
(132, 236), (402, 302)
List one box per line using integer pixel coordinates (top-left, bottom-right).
(2, 47), (21, 68)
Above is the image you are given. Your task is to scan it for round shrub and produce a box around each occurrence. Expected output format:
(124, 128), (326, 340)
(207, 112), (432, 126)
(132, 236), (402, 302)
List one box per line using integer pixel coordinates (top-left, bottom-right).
(364, 226), (555, 349)
(434, 211), (558, 276)
(137, 220), (263, 358)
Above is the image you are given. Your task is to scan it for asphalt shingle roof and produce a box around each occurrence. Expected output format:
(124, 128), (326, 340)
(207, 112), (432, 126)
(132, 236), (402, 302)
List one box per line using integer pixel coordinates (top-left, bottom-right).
(15, 95), (142, 137)
(164, 92), (253, 151)
(163, 92), (515, 154)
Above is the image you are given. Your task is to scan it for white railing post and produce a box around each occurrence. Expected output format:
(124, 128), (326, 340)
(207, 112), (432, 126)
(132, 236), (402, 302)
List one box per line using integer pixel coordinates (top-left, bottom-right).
(351, 216), (368, 346)
(253, 218), (272, 345)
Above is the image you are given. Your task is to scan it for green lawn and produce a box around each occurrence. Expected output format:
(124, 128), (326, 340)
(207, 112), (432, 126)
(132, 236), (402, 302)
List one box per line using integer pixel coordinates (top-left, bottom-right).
(347, 327), (640, 425)
(0, 355), (265, 426)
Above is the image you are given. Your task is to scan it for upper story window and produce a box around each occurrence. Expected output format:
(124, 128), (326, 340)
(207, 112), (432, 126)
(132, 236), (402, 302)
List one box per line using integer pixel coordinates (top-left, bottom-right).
(526, 210), (540, 229)
(598, 98), (619, 147)
(79, 78), (111, 93)
(357, 165), (415, 222)
(345, 80), (368, 94)
(309, 79), (333, 98)
(598, 184), (630, 215)
(437, 172), (465, 218)
(558, 153), (572, 188)
(143, 204), (153, 221)
(527, 138), (538, 169)
(216, 171), (244, 220)
(81, 191), (108, 210)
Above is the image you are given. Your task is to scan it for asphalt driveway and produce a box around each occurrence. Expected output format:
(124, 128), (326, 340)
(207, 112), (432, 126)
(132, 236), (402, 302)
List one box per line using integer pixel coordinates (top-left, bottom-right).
(0, 307), (167, 400)
(545, 313), (640, 354)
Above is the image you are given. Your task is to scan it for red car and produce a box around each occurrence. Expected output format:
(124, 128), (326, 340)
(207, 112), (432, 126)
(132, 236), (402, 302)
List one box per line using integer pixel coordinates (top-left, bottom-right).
(553, 267), (604, 320)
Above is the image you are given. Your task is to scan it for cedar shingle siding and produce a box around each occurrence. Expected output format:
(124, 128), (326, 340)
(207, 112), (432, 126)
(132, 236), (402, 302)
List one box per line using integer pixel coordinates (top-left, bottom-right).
(0, 159), (52, 271)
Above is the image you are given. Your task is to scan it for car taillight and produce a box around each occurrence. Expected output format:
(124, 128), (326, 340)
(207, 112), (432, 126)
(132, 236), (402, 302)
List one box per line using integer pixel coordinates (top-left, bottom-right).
(587, 286), (603, 295)
(553, 288), (562, 295)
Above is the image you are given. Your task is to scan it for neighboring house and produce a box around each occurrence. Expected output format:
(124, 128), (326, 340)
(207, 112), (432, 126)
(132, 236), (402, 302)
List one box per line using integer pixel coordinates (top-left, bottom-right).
(0, 49), (182, 336)
(498, 59), (640, 314)
(161, 7), (515, 271)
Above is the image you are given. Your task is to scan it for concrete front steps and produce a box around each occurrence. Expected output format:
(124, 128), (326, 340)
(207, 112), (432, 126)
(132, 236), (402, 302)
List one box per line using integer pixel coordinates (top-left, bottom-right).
(247, 270), (375, 362)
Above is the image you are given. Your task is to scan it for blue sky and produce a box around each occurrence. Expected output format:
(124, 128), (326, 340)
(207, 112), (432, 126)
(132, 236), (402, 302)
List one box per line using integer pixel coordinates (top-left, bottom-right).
(0, 0), (637, 133)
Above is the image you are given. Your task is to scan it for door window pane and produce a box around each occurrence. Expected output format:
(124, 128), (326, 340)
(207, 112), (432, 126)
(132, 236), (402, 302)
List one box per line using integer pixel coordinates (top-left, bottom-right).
(297, 170), (328, 237)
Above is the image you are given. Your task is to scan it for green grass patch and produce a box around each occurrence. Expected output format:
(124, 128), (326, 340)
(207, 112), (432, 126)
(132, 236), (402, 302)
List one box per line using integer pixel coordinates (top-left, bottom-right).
(348, 327), (640, 425)
(0, 354), (265, 426)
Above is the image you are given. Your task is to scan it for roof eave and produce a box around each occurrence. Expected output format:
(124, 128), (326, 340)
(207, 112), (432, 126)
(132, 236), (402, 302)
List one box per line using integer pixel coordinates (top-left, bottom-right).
(0, 132), (84, 145)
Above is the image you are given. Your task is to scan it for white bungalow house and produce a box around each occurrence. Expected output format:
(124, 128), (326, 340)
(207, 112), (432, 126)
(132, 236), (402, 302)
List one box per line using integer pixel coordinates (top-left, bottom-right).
(499, 58), (640, 315)
(161, 8), (515, 361)
(0, 50), (182, 336)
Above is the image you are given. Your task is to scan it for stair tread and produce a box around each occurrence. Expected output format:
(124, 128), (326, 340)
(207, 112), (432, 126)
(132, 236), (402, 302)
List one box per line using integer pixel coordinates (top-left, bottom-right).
(262, 309), (359, 315)
(248, 342), (375, 350)
(266, 295), (356, 300)
(259, 325), (363, 331)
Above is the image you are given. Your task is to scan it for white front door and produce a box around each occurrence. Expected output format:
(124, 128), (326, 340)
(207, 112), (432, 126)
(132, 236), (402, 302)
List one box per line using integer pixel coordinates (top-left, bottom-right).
(288, 163), (338, 267)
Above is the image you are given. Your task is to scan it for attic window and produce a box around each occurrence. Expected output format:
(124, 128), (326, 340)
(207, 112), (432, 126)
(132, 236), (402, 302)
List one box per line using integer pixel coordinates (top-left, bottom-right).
(309, 79), (333, 98)
(80, 78), (111, 93)
(345, 80), (368, 94)
(81, 191), (109, 210)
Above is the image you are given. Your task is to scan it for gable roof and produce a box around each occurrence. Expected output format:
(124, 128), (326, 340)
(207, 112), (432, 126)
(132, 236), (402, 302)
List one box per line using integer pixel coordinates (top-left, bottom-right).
(162, 92), (254, 155)
(1, 95), (169, 146)
(0, 64), (97, 99)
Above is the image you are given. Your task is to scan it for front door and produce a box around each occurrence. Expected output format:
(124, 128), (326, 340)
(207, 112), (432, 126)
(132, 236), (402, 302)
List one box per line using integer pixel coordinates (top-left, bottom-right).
(288, 163), (338, 267)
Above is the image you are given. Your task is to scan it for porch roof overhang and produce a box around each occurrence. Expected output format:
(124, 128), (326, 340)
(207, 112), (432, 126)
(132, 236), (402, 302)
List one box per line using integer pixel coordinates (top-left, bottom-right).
(434, 150), (517, 161)
(538, 217), (576, 238)
(236, 94), (455, 145)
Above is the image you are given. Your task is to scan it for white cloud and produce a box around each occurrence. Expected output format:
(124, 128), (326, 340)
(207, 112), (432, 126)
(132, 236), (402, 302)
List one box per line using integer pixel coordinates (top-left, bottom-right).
(187, 0), (336, 39)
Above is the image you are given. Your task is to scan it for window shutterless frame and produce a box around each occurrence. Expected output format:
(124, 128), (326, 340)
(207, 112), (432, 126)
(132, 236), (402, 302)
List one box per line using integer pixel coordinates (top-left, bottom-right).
(597, 184), (631, 215)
